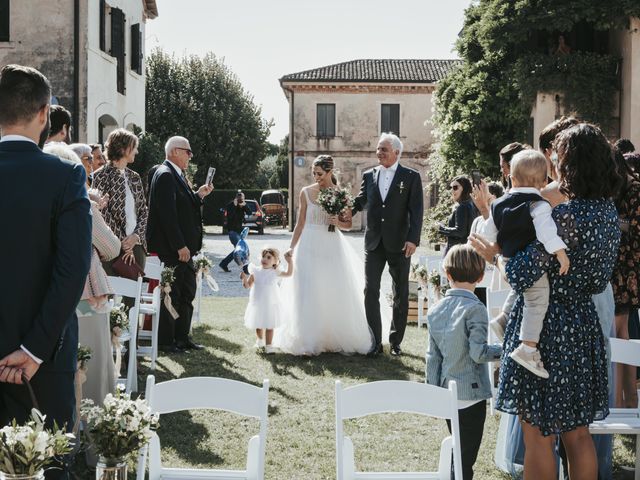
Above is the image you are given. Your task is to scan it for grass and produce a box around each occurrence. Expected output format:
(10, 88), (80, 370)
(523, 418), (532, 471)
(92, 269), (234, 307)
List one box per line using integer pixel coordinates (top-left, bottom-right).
(87, 296), (637, 479)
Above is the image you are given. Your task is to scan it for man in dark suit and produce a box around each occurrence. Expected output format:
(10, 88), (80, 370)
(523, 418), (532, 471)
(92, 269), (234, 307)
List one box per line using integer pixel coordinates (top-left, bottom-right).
(352, 133), (424, 357)
(0, 65), (92, 478)
(147, 136), (213, 353)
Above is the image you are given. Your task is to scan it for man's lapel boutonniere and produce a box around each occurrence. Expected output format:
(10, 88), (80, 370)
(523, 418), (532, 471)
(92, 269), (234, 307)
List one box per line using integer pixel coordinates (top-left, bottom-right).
(398, 181), (405, 194)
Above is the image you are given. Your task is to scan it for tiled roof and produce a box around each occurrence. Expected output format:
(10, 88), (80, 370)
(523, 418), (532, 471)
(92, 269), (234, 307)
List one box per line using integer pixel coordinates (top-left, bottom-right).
(281, 59), (460, 84)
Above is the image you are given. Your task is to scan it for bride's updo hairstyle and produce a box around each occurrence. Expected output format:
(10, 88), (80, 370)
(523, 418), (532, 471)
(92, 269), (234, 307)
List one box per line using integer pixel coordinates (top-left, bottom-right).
(313, 155), (338, 185)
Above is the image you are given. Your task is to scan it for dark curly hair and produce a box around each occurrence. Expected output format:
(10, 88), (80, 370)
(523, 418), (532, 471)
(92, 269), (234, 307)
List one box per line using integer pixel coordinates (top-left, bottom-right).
(554, 123), (623, 200)
(624, 152), (640, 172)
(451, 175), (473, 202)
(539, 116), (579, 152)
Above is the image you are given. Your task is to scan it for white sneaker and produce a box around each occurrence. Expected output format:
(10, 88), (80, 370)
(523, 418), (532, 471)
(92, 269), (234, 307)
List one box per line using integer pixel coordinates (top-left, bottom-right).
(264, 345), (276, 354)
(490, 313), (507, 343)
(254, 338), (265, 349)
(509, 344), (549, 379)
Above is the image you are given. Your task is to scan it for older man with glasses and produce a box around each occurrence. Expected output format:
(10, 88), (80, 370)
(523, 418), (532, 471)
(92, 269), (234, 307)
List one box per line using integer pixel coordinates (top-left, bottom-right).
(147, 136), (213, 353)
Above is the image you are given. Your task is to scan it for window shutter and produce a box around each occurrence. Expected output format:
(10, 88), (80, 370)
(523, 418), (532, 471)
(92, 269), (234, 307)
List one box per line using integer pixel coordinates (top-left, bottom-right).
(99, 0), (105, 51)
(0, 0), (9, 42)
(131, 23), (142, 74)
(317, 104), (336, 138)
(110, 8), (126, 94)
(381, 104), (400, 136)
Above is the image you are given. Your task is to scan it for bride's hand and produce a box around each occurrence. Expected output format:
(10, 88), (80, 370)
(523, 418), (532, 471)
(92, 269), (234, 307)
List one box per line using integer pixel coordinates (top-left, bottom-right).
(328, 215), (339, 226)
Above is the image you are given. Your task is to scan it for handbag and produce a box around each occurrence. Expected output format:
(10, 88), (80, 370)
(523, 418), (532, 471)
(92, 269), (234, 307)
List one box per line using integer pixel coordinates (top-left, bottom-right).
(112, 253), (144, 280)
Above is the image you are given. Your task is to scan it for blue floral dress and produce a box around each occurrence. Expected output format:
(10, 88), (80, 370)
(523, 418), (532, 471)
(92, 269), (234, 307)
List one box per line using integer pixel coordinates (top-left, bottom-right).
(496, 199), (620, 436)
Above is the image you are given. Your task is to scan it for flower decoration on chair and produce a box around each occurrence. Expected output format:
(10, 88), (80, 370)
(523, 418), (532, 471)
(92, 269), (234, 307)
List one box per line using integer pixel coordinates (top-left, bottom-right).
(81, 386), (158, 464)
(160, 266), (179, 319)
(410, 264), (429, 289)
(193, 254), (219, 292)
(77, 344), (92, 371)
(0, 409), (73, 478)
(317, 185), (354, 232)
(109, 305), (129, 338)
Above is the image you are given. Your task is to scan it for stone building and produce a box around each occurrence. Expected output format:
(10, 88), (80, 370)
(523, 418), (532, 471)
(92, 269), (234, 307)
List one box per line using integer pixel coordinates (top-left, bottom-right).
(280, 59), (458, 228)
(0, 0), (158, 144)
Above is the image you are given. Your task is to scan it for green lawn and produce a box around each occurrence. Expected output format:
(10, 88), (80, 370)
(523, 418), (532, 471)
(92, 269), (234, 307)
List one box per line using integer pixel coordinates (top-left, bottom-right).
(131, 297), (636, 480)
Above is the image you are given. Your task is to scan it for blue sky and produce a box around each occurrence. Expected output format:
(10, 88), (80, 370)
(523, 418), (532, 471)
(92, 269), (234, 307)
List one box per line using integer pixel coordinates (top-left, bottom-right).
(146, 0), (472, 143)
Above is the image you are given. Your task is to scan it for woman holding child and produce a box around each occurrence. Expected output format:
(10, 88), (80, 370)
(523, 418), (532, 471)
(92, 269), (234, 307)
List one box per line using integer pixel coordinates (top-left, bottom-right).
(471, 123), (621, 479)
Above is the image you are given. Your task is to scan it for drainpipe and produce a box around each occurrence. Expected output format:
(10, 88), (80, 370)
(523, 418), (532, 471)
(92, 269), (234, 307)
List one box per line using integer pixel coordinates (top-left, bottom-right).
(73, 0), (80, 142)
(282, 84), (295, 231)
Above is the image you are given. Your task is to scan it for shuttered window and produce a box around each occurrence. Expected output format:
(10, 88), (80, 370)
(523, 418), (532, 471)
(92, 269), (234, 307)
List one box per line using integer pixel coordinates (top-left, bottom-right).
(99, 0), (106, 51)
(316, 104), (336, 138)
(381, 104), (400, 135)
(110, 8), (126, 94)
(0, 0), (9, 42)
(131, 23), (142, 75)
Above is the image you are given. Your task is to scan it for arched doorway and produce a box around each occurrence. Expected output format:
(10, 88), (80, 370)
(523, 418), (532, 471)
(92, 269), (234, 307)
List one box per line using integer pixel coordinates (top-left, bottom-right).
(98, 114), (118, 145)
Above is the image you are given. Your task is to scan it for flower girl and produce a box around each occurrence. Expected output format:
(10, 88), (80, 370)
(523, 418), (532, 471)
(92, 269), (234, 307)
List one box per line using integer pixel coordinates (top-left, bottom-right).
(241, 247), (293, 353)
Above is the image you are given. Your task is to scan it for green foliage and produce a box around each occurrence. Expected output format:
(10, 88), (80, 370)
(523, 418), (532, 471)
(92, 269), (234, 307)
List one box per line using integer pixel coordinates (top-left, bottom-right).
(255, 155), (278, 190)
(433, 0), (640, 179)
(129, 126), (164, 185)
(275, 135), (289, 189)
(145, 49), (272, 188)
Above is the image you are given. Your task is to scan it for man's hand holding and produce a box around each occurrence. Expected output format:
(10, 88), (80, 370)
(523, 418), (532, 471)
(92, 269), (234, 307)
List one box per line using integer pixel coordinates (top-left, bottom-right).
(178, 246), (191, 262)
(0, 350), (39, 384)
(197, 184), (214, 199)
(403, 241), (417, 258)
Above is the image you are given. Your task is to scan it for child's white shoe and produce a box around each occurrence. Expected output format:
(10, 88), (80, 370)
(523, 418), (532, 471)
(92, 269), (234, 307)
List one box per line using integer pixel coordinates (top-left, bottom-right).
(254, 338), (265, 349)
(509, 344), (549, 379)
(490, 312), (507, 343)
(264, 345), (276, 354)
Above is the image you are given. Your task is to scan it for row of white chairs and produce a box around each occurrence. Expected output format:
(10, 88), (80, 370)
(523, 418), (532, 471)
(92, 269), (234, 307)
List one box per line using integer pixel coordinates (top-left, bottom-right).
(136, 376), (464, 480)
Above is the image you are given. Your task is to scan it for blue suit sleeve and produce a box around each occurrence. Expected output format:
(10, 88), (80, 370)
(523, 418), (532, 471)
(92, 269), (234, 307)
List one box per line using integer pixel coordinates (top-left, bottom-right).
(22, 164), (92, 361)
(425, 326), (443, 386)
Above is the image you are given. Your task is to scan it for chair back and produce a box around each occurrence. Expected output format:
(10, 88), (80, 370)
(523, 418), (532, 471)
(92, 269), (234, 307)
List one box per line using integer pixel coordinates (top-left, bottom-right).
(144, 260), (164, 281)
(335, 380), (462, 480)
(610, 338), (640, 367)
(486, 288), (510, 320)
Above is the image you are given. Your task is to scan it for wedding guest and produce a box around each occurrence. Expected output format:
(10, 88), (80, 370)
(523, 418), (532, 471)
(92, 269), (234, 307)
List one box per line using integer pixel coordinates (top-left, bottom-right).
(625, 151), (640, 172)
(539, 116), (579, 206)
(93, 129), (148, 274)
(69, 143), (94, 187)
(241, 248), (293, 353)
(220, 191), (252, 272)
(46, 104), (72, 144)
(438, 175), (478, 254)
(615, 138), (635, 155)
(0, 65), (91, 479)
(471, 123), (622, 479)
(44, 144), (119, 404)
(470, 181), (504, 235)
(90, 143), (106, 169)
(611, 147), (640, 408)
(146, 136), (213, 353)
(426, 244), (502, 480)
(499, 142), (527, 189)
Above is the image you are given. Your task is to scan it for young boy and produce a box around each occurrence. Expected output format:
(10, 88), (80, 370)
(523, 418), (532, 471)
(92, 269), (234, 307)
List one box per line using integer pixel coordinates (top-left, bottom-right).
(481, 149), (570, 378)
(426, 244), (502, 480)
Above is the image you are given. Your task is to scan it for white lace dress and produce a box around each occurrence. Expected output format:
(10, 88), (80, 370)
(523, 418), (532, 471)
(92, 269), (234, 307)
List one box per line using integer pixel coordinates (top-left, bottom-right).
(273, 189), (375, 355)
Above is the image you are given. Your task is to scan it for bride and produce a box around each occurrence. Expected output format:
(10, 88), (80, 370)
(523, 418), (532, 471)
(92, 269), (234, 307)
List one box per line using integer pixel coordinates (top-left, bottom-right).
(273, 155), (376, 355)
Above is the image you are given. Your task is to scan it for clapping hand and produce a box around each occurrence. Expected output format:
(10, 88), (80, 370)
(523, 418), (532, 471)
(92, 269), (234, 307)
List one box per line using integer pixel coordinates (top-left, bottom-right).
(471, 180), (490, 218)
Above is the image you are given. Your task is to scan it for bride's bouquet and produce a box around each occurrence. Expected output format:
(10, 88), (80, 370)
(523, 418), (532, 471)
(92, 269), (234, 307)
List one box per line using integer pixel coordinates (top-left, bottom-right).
(317, 186), (354, 232)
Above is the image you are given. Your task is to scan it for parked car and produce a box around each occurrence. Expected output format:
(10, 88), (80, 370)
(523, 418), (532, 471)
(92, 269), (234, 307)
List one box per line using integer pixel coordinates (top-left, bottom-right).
(260, 190), (287, 228)
(222, 199), (264, 235)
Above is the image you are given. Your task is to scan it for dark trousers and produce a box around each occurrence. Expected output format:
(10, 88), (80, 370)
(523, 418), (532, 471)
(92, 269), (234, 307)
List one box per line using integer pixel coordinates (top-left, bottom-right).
(0, 370), (75, 479)
(364, 240), (410, 346)
(445, 400), (487, 480)
(220, 230), (241, 269)
(158, 260), (197, 345)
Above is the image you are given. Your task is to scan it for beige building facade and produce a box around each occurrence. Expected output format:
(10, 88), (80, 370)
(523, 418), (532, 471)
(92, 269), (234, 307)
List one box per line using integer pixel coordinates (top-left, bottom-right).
(280, 59), (458, 229)
(0, 0), (157, 144)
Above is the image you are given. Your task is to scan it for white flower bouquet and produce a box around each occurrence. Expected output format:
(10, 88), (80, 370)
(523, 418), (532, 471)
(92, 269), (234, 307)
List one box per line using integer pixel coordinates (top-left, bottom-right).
(410, 264), (429, 288)
(0, 410), (73, 477)
(81, 386), (158, 461)
(317, 186), (354, 232)
(109, 305), (129, 337)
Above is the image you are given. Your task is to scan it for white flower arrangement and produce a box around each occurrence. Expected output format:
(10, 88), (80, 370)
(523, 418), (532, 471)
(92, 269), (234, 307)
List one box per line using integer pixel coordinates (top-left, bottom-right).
(0, 409), (73, 476)
(80, 386), (158, 460)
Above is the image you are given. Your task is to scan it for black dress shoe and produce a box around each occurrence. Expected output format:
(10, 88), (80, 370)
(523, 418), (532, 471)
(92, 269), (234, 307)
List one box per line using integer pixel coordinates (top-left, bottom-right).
(219, 263), (231, 273)
(390, 344), (402, 356)
(176, 339), (205, 351)
(366, 343), (383, 358)
(159, 344), (185, 354)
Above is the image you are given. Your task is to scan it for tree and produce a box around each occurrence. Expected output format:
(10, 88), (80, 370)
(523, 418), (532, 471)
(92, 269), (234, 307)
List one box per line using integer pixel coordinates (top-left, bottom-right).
(144, 49), (272, 188)
(275, 135), (289, 190)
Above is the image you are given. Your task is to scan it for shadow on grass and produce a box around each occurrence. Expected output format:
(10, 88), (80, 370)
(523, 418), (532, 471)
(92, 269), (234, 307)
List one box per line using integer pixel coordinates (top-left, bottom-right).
(157, 410), (224, 466)
(197, 324), (244, 354)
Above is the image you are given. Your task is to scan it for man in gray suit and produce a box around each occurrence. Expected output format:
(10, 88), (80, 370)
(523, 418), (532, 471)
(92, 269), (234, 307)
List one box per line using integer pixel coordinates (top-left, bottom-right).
(352, 133), (424, 357)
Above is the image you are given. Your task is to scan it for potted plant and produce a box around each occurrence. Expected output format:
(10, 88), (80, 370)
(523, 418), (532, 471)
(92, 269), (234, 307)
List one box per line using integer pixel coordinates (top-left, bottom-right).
(0, 410), (73, 480)
(81, 386), (158, 480)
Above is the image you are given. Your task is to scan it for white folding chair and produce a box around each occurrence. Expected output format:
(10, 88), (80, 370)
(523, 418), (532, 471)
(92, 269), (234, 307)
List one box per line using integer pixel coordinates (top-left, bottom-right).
(138, 259), (164, 370)
(108, 276), (143, 394)
(138, 375), (269, 480)
(335, 380), (462, 480)
(590, 338), (640, 480)
(425, 256), (445, 313)
(417, 255), (428, 328)
(485, 288), (510, 415)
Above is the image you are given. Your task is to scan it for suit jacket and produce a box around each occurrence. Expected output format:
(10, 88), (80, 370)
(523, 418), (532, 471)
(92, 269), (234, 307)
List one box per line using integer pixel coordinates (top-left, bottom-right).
(352, 163), (424, 252)
(0, 140), (92, 373)
(146, 161), (203, 263)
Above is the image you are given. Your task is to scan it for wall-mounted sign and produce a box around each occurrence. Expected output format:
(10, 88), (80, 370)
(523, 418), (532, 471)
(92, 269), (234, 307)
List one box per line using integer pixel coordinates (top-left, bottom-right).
(294, 156), (305, 167)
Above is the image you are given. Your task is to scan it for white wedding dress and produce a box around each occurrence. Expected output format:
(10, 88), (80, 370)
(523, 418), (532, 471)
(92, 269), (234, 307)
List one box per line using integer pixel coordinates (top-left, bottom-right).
(273, 189), (376, 355)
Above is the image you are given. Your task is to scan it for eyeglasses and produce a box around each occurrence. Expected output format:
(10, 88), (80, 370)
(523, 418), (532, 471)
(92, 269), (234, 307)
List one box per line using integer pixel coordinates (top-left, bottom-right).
(450, 185), (460, 191)
(176, 147), (193, 155)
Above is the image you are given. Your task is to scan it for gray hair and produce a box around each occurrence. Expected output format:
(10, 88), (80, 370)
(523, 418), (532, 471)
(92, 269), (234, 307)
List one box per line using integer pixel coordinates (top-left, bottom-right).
(43, 144), (81, 165)
(165, 136), (190, 156)
(69, 143), (92, 159)
(379, 132), (403, 159)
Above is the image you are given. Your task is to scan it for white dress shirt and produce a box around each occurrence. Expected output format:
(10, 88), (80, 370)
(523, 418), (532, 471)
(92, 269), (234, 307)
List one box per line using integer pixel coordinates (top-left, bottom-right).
(0, 134), (36, 144)
(377, 160), (399, 202)
(480, 187), (567, 255)
(120, 169), (137, 236)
